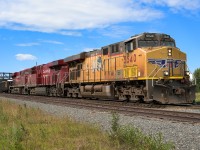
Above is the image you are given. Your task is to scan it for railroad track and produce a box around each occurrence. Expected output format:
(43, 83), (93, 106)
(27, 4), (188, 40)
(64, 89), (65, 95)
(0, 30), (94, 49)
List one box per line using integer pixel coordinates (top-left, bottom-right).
(1, 93), (200, 124)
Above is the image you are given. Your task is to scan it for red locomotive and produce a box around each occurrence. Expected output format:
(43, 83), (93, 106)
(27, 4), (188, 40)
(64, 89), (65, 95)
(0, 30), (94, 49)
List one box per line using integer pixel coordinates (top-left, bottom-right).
(10, 59), (69, 96)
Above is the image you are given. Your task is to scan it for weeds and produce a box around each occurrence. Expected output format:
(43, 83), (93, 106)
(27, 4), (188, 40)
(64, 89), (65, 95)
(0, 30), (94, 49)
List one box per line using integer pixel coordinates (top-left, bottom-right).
(111, 112), (120, 134)
(0, 100), (115, 150)
(10, 123), (28, 150)
(0, 102), (9, 124)
(110, 112), (175, 150)
(0, 99), (175, 150)
(196, 93), (200, 102)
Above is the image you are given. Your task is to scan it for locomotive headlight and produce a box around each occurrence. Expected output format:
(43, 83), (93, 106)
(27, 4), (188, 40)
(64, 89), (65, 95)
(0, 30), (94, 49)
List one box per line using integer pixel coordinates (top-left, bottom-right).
(163, 71), (169, 76)
(168, 48), (172, 56)
(185, 71), (190, 76)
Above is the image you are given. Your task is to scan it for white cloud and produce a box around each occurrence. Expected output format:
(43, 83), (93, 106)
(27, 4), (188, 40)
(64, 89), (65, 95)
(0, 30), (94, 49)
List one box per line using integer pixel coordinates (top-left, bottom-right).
(0, 0), (199, 34)
(16, 54), (37, 61)
(163, 0), (200, 10)
(58, 31), (82, 36)
(16, 42), (40, 47)
(0, 0), (163, 33)
(139, 0), (200, 11)
(16, 40), (64, 47)
(40, 40), (64, 45)
(99, 25), (135, 38)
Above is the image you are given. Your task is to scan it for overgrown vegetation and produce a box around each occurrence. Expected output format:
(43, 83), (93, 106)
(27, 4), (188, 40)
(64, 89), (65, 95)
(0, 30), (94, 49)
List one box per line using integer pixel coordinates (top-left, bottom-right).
(196, 93), (200, 103)
(0, 99), (174, 150)
(193, 68), (200, 92)
(192, 68), (200, 103)
(0, 100), (114, 150)
(110, 112), (174, 150)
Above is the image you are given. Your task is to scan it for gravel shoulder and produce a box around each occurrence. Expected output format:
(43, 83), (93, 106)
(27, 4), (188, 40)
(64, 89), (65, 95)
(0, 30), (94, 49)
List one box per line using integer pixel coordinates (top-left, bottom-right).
(1, 96), (200, 150)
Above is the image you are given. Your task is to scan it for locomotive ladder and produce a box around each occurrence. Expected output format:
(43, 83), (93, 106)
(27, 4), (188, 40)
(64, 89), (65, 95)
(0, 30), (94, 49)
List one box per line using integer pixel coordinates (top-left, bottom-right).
(147, 64), (165, 87)
(59, 72), (69, 84)
(56, 73), (69, 95)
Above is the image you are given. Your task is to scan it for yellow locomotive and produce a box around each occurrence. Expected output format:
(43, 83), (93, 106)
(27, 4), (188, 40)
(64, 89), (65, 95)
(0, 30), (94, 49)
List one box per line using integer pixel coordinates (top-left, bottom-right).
(66, 33), (195, 104)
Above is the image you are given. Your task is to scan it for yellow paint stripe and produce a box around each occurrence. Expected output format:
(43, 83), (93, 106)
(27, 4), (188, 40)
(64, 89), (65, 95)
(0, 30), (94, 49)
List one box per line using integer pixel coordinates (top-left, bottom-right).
(66, 76), (184, 83)
(137, 76), (184, 80)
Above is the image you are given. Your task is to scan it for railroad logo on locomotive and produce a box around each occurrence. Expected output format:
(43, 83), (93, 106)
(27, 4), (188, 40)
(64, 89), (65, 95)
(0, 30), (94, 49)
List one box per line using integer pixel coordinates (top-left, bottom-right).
(148, 59), (182, 68)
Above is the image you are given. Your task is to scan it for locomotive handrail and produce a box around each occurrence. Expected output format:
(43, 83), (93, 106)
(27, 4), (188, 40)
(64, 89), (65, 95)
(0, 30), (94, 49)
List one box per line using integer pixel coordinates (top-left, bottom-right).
(151, 63), (166, 87)
(59, 72), (69, 84)
(148, 64), (158, 78)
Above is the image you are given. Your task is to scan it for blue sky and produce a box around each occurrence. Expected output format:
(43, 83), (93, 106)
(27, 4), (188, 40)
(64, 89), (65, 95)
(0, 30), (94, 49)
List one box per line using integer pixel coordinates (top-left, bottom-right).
(0, 0), (200, 73)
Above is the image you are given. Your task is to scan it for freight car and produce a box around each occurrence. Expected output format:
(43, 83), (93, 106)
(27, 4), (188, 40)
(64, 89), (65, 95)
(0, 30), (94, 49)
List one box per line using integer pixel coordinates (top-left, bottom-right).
(9, 33), (196, 104)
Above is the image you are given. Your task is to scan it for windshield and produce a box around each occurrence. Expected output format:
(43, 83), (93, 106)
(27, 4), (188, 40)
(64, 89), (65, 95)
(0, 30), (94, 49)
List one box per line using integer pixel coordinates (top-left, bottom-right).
(161, 41), (175, 47)
(138, 40), (175, 48)
(138, 40), (159, 47)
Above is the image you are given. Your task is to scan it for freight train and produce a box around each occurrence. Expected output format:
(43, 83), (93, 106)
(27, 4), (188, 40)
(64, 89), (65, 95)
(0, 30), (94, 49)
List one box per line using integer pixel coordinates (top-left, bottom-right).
(8, 33), (196, 104)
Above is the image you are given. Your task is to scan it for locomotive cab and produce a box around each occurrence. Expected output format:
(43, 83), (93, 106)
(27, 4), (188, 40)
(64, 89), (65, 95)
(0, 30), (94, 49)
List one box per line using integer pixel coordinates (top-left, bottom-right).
(123, 33), (195, 104)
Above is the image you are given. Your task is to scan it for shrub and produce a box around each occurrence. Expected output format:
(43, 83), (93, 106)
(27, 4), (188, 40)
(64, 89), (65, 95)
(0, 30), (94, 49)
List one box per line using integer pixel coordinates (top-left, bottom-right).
(110, 112), (175, 150)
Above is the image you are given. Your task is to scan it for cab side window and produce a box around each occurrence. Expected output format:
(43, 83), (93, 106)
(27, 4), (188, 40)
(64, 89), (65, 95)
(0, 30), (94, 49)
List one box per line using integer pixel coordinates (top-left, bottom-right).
(103, 48), (108, 55)
(125, 39), (136, 52)
(111, 44), (119, 53)
(126, 42), (133, 52)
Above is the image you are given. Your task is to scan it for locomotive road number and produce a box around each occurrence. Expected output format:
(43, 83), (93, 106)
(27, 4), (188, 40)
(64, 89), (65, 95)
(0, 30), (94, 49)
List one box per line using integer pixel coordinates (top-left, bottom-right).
(124, 54), (136, 63)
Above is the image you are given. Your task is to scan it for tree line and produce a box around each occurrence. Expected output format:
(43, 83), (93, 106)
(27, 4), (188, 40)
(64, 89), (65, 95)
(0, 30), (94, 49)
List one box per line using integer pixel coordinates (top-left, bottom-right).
(194, 68), (200, 92)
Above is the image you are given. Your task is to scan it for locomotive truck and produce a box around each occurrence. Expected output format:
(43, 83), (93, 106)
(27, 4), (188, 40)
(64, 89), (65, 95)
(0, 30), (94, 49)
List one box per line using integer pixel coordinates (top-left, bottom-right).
(9, 33), (196, 104)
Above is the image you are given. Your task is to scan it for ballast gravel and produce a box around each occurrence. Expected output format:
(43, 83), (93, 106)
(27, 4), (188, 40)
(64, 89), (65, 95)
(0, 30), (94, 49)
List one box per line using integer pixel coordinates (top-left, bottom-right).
(1, 97), (200, 150)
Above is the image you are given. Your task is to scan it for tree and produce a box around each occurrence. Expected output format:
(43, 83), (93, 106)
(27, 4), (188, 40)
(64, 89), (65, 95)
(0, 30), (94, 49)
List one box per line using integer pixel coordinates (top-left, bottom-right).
(193, 68), (200, 92)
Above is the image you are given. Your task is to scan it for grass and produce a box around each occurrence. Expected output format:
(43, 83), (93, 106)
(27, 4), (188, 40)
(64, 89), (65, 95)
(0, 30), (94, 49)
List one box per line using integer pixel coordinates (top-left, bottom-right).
(110, 113), (174, 150)
(195, 93), (200, 103)
(0, 99), (174, 150)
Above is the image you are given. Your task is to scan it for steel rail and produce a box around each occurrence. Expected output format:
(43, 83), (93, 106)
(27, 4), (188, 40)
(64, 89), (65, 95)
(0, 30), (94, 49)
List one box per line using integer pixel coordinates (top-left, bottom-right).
(1, 93), (200, 124)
